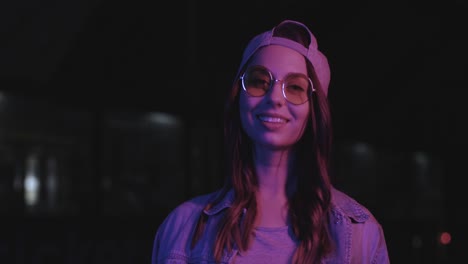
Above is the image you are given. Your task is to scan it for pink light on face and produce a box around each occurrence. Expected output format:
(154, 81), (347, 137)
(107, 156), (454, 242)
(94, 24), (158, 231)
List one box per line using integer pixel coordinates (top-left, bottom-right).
(439, 232), (451, 245)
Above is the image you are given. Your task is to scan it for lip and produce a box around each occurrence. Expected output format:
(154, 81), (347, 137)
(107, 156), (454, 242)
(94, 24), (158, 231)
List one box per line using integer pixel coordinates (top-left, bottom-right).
(256, 112), (289, 129)
(256, 112), (289, 122)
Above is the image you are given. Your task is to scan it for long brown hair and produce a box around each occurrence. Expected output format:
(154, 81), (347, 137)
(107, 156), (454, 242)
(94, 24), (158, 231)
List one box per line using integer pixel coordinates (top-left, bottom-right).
(191, 22), (334, 264)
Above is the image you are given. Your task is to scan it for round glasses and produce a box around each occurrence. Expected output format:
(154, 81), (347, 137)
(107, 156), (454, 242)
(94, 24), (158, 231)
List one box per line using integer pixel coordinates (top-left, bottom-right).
(240, 65), (314, 105)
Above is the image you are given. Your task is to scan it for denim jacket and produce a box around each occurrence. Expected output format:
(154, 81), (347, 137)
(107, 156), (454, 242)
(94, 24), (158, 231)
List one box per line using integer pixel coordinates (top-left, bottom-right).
(152, 187), (390, 264)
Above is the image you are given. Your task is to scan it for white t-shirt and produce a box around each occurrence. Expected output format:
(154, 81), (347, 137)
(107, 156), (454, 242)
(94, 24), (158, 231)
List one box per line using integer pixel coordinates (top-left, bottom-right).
(233, 225), (299, 264)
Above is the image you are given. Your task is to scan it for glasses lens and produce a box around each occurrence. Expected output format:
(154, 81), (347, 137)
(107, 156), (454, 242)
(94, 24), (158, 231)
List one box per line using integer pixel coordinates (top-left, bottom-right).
(283, 73), (311, 105)
(242, 66), (272, 97)
(241, 66), (312, 105)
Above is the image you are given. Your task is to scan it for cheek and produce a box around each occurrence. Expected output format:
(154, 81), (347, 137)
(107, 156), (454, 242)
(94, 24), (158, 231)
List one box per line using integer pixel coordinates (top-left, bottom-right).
(291, 105), (311, 131)
(239, 93), (262, 133)
(239, 92), (257, 115)
(298, 109), (310, 124)
(239, 93), (253, 126)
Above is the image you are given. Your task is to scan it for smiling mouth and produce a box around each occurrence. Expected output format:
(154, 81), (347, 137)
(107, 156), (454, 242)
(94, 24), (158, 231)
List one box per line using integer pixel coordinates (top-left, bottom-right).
(257, 115), (288, 123)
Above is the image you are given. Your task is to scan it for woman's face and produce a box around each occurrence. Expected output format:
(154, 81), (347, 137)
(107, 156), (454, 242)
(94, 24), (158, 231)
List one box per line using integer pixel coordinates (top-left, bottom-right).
(239, 45), (311, 150)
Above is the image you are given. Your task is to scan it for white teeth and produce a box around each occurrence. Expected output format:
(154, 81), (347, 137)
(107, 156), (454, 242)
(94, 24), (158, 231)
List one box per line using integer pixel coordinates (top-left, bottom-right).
(258, 115), (287, 123)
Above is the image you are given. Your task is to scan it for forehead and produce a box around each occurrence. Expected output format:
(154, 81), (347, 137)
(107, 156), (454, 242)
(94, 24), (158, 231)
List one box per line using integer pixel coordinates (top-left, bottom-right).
(247, 45), (308, 76)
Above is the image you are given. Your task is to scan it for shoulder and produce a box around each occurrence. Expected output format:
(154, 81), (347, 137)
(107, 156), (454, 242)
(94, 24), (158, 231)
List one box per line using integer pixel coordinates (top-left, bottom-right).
(152, 190), (222, 263)
(331, 186), (375, 224)
(330, 187), (390, 263)
(158, 190), (221, 231)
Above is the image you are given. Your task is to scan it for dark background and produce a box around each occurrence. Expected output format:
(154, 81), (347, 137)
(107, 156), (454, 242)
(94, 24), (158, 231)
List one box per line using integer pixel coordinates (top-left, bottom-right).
(0, 0), (467, 263)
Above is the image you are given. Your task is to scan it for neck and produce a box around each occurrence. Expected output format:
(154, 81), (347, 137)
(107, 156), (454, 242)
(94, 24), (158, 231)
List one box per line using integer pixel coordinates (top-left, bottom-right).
(252, 147), (293, 227)
(253, 148), (292, 195)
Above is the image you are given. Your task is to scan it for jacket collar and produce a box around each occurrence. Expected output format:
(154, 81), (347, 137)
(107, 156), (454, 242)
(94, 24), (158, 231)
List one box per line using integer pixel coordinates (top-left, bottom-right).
(203, 189), (235, 216)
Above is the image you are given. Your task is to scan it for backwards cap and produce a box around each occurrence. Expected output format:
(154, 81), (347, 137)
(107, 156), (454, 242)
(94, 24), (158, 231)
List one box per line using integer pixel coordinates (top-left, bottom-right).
(236, 20), (331, 96)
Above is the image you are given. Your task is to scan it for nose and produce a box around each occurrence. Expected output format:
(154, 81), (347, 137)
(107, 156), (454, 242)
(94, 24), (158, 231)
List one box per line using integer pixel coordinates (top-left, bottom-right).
(266, 79), (285, 106)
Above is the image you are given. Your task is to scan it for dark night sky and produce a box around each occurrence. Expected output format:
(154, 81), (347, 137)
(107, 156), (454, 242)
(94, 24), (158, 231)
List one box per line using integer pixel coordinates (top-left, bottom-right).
(2, 0), (467, 152)
(2, 0), (467, 195)
(1, 3), (467, 164)
(2, 0), (467, 181)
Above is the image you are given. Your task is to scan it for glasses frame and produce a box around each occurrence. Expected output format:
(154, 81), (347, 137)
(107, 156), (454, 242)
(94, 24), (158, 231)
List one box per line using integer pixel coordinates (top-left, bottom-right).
(239, 65), (315, 105)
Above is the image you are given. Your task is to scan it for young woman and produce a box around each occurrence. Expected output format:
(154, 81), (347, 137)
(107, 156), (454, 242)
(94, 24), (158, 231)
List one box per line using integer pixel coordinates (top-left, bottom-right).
(152, 19), (390, 264)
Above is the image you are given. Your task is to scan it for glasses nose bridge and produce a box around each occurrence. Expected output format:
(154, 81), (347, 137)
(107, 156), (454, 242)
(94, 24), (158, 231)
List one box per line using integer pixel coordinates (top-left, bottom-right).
(271, 78), (285, 91)
(269, 78), (288, 102)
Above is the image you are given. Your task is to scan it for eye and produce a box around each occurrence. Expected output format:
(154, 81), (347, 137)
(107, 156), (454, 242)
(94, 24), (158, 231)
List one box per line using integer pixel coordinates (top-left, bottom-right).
(288, 84), (305, 92)
(251, 78), (270, 89)
(285, 76), (309, 94)
(246, 71), (271, 90)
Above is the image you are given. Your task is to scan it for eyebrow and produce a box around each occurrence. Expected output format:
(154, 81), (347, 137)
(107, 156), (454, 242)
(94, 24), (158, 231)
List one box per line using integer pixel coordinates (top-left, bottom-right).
(249, 65), (308, 77)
